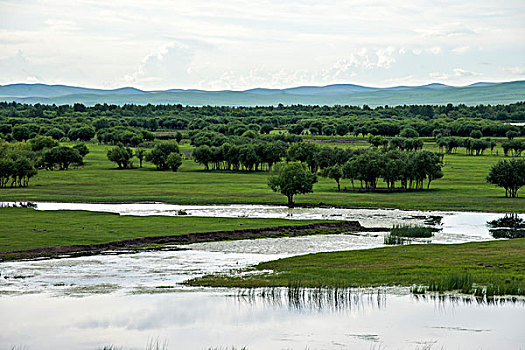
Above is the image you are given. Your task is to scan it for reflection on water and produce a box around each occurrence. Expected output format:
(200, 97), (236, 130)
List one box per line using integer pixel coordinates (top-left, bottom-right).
(1, 291), (524, 350)
(237, 287), (388, 313)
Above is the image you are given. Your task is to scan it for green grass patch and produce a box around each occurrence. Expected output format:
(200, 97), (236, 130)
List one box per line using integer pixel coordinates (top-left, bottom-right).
(0, 207), (325, 253)
(188, 239), (525, 296)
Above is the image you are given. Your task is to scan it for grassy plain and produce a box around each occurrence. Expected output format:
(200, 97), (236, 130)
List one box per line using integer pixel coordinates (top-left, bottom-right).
(188, 238), (525, 290)
(0, 207), (326, 253)
(0, 140), (523, 212)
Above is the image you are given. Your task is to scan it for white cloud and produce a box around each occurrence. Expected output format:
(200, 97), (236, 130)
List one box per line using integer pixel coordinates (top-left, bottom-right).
(429, 68), (481, 82)
(427, 47), (442, 55)
(0, 0), (523, 89)
(452, 46), (470, 54)
(452, 68), (480, 77)
(499, 66), (525, 75)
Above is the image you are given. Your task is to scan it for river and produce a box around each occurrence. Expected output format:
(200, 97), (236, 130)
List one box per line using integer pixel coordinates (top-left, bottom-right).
(1, 203), (523, 349)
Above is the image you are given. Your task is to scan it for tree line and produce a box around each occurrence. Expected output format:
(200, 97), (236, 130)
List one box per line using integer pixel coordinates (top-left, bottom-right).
(1, 102), (523, 144)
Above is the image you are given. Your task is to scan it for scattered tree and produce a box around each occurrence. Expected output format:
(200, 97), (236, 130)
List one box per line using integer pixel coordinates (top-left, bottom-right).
(487, 159), (525, 198)
(268, 162), (317, 207)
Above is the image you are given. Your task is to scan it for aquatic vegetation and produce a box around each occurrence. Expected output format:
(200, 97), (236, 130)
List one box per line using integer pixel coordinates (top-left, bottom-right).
(428, 272), (473, 294)
(390, 224), (434, 238)
(384, 224), (434, 245)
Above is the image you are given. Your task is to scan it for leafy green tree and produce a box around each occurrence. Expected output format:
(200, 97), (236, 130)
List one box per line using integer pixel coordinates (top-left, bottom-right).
(146, 142), (180, 170)
(470, 130), (483, 139)
(12, 125), (30, 141)
(29, 136), (58, 151)
(193, 145), (212, 170)
(260, 123), (274, 134)
(45, 128), (66, 140)
(506, 130), (518, 140)
(73, 144), (89, 157)
(107, 144), (134, 169)
(322, 124), (336, 136)
(0, 158), (14, 187)
(286, 142), (319, 172)
(336, 124), (349, 136)
(12, 158), (37, 187)
(323, 164), (343, 191)
(268, 162), (317, 207)
(411, 151), (443, 189)
(175, 131), (183, 143)
(342, 159), (358, 190)
(487, 159), (525, 198)
(136, 148), (146, 168)
(42, 146), (83, 170)
(167, 152), (183, 172)
(68, 126), (95, 141)
(94, 117), (111, 131)
(399, 127), (419, 138)
(381, 150), (407, 191)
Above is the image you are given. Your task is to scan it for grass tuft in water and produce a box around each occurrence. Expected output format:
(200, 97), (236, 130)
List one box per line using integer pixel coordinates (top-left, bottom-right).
(390, 224), (434, 238)
(384, 224), (433, 245)
(429, 272), (473, 294)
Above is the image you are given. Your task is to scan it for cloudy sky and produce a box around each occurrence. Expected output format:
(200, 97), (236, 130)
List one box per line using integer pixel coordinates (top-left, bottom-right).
(0, 0), (524, 90)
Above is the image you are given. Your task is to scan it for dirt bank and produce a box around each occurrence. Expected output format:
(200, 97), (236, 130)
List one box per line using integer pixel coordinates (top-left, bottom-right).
(1, 221), (367, 261)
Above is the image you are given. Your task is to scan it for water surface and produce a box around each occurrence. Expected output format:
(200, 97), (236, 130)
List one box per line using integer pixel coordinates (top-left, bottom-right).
(1, 202), (523, 349)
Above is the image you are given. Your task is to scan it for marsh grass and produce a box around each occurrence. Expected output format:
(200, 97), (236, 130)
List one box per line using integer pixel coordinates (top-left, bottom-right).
(428, 272), (473, 294)
(191, 239), (525, 297)
(383, 234), (411, 245)
(413, 271), (525, 297)
(390, 224), (434, 238)
(384, 224), (434, 244)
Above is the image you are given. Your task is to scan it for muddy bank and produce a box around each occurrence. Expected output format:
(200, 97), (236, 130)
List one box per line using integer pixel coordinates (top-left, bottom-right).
(0, 221), (366, 261)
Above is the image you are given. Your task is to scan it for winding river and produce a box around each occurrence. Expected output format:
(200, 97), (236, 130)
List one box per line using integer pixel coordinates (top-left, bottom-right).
(1, 203), (524, 349)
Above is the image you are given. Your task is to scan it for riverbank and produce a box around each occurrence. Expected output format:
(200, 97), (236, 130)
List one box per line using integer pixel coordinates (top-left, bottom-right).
(0, 207), (363, 261)
(188, 239), (525, 295)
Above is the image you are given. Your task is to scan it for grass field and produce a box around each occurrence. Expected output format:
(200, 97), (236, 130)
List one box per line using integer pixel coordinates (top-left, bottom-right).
(0, 207), (325, 253)
(188, 238), (525, 292)
(0, 140), (523, 212)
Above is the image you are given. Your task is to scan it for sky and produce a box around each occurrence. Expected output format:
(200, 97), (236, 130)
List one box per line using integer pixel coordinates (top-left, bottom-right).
(0, 0), (524, 90)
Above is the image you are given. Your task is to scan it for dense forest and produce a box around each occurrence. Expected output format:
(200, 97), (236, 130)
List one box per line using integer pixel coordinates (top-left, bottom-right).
(0, 102), (524, 145)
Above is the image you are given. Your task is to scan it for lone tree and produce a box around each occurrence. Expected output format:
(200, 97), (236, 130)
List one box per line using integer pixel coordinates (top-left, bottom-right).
(268, 161), (317, 208)
(487, 159), (525, 198)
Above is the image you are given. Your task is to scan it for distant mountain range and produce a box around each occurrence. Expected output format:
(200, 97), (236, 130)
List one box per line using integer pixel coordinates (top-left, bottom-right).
(0, 81), (523, 106)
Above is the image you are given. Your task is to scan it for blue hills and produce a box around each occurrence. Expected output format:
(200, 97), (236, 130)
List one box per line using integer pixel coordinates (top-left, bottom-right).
(0, 81), (523, 106)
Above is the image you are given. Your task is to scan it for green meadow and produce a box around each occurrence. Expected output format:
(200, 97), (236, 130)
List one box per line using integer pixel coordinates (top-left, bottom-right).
(0, 207), (325, 254)
(0, 140), (523, 212)
(188, 238), (525, 292)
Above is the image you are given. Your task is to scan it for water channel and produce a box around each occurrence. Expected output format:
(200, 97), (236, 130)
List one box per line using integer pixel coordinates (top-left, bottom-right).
(1, 203), (524, 349)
